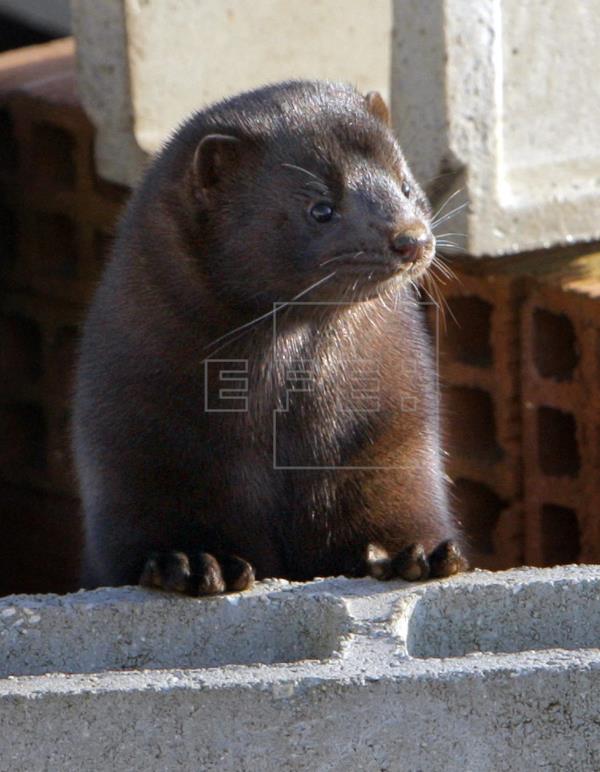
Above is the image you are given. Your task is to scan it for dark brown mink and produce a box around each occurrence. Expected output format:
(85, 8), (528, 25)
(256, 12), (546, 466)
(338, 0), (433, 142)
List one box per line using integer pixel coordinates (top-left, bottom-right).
(72, 80), (468, 594)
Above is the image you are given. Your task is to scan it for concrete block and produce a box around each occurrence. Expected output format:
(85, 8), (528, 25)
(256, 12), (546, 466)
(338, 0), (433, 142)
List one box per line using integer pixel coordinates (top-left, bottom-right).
(2, 567), (600, 770)
(392, 0), (600, 255)
(71, 0), (392, 186)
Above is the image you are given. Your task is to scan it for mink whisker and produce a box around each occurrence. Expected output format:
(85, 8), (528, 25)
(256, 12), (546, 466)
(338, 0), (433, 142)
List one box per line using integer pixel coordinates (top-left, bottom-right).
(292, 191), (315, 201)
(431, 202), (469, 229)
(304, 180), (330, 195)
(431, 188), (464, 222)
(281, 163), (328, 186)
(319, 250), (364, 267)
(204, 271), (337, 355)
(436, 242), (467, 253)
(431, 256), (455, 281)
(436, 251), (464, 289)
(420, 268), (456, 330)
(379, 288), (395, 315)
(429, 261), (449, 286)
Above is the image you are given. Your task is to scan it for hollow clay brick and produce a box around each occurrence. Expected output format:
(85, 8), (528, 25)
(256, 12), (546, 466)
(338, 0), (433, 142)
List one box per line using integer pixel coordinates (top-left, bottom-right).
(0, 38), (129, 305)
(520, 255), (600, 566)
(0, 40), (130, 594)
(431, 268), (527, 570)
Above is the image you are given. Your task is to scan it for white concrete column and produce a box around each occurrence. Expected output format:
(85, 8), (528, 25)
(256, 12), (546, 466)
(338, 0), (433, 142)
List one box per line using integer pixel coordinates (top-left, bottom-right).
(72, 0), (600, 256)
(392, 0), (600, 255)
(71, 0), (393, 187)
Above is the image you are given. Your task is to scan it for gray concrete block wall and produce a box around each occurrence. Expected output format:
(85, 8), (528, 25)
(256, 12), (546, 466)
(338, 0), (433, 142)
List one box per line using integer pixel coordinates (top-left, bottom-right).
(2, 566), (600, 770)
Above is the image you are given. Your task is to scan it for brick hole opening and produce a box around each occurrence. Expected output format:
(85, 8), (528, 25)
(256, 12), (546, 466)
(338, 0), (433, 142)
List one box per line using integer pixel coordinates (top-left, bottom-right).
(0, 108), (17, 173)
(444, 296), (492, 367)
(453, 478), (506, 555)
(35, 213), (77, 278)
(445, 386), (502, 463)
(540, 504), (580, 565)
(0, 402), (46, 471)
(0, 483), (82, 596)
(537, 406), (579, 477)
(532, 308), (578, 381)
(0, 314), (42, 388)
(32, 122), (75, 190)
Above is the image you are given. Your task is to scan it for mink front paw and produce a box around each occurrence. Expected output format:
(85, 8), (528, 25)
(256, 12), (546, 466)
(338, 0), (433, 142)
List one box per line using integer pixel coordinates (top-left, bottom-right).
(139, 550), (255, 596)
(370, 539), (469, 582)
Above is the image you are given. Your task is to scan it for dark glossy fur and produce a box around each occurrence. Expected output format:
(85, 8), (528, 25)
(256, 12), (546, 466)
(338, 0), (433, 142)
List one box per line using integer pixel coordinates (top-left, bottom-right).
(73, 80), (466, 591)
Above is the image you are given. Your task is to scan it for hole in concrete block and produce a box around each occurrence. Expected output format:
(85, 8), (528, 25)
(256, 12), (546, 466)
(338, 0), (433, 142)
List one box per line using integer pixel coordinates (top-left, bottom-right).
(0, 314), (42, 390)
(540, 504), (580, 565)
(532, 308), (578, 381)
(0, 108), (17, 173)
(537, 406), (580, 477)
(0, 587), (351, 677)
(32, 122), (75, 190)
(405, 570), (600, 658)
(453, 478), (506, 555)
(445, 386), (502, 463)
(444, 296), (492, 367)
(35, 213), (78, 278)
(0, 402), (46, 471)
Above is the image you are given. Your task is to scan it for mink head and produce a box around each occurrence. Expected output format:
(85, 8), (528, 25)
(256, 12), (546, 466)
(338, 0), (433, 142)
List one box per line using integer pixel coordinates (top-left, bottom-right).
(171, 81), (434, 313)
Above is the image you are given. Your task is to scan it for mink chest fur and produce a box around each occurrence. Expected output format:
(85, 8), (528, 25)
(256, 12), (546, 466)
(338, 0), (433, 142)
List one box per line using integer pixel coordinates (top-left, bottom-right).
(73, 80), (468, 594)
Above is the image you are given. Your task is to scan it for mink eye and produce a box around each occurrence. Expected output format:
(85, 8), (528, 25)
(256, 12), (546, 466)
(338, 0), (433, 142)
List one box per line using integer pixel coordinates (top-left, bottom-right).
(401, 181), (411, 198)
(310, 202), (335, 223)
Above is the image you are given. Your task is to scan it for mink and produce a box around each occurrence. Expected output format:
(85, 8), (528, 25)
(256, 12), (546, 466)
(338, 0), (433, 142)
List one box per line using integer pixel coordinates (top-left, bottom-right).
(72, 80), (468, 594)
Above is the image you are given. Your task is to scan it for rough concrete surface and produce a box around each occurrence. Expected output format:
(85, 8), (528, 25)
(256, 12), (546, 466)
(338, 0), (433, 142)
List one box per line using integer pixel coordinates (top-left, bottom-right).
(71, 0), (392, 187)
(71, 0), (600, 254)
(392, 0), (600, 256)
(1, 566), (600, 770)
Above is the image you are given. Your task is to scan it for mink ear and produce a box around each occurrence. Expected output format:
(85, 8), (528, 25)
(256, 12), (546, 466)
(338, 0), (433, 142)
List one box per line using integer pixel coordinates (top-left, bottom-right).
(365, 91), (391, 127)
(192, 133), (243, 204)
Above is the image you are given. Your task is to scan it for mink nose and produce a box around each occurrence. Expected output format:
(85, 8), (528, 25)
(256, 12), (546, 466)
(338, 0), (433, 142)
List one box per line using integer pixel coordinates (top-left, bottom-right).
(390, 233), (428, 263)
